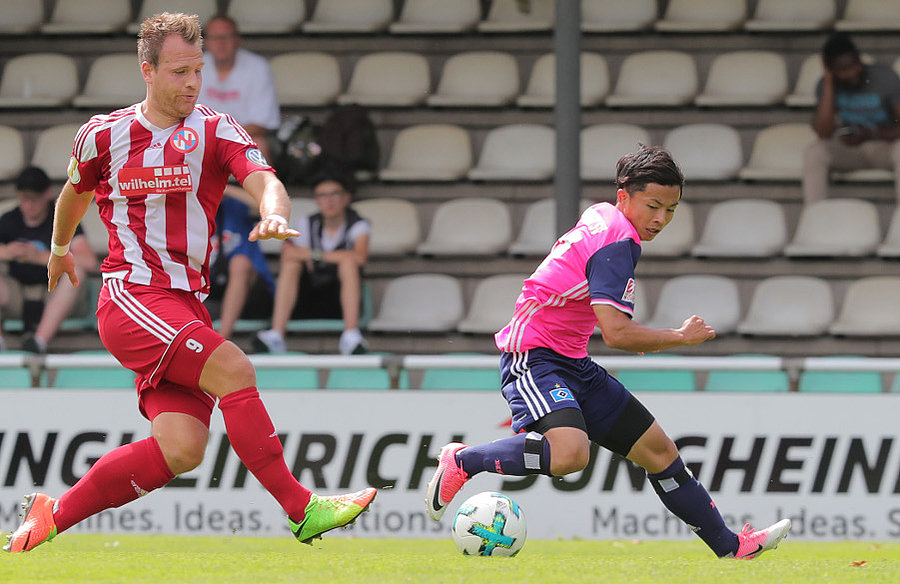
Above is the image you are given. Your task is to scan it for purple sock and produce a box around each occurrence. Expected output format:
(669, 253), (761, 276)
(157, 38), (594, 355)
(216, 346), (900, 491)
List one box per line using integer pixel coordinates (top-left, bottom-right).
(456, 432), (552, 477)
(647, 457), (739, 557)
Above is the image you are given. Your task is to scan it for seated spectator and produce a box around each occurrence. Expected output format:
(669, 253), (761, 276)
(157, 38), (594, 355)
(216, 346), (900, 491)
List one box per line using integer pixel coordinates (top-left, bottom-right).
(0, 167), (98, 353)
(208, 186), (276, 339)
(803, 32), (900, 204)
(255, 168), (371, 355)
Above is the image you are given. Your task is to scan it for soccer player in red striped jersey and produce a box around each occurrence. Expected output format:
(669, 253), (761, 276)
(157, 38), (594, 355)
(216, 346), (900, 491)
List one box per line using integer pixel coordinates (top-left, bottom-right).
(3, 12), (375, 554)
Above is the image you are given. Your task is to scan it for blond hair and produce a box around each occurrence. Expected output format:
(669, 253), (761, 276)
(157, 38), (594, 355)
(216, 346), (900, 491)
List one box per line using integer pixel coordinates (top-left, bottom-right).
(138, 12), (202, 67)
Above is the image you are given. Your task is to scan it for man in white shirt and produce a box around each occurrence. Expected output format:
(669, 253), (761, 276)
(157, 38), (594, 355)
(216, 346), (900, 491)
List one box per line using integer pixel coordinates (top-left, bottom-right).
(199, 14), (280, 160)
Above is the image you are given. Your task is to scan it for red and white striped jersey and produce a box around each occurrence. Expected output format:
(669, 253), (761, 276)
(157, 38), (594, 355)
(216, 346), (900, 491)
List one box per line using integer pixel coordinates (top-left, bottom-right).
(67, 103), (273, 295)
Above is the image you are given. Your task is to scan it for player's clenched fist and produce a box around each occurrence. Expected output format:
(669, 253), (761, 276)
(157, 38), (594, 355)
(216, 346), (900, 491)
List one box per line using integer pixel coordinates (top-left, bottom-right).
(678, 314), (716, 345)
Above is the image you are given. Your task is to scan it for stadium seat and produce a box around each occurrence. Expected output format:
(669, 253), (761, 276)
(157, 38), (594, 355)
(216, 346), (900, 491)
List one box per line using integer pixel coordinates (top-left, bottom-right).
(835, 0), (900, 31)
(389, 0), (480, 34)
(420, 367), (501, 391)
(799, 357), (883, 393)
(0, 0), (43, 34)
(663, 124), (743, 181)
(654, 0), (746, 32)
(380, 124), (472, 181)
(427, 52), (519, 107)
(0, 125), (25, 181)
(516, 52), (609, 108)
(73, 54), (145, 109)
(42, 0), (130, 34)
(640, 201), (694, 258)
(52, 351), (136, 389)
(337, 52), (430, 107)
(877, 205), (900, 258)
(508, 198), (592, 257)
(580, 124), (652, 182)
(368, 274), (464, 333)
(785, 54), (823, 108)
(644, 275), (741, 335)
(417, 198), (511, 256)
(0, 53), (79, 108)
(784, 199), (881, 257)
(0, 367), (32, 388)
(302, 0), (392, 33)
(270, 52), (341, 107)
(31, 124), (82, 181)
(80, 201), (111, 257)
(737, 276), (834, 336)
(691, 199), (787, 258)
(605, 51), (698, 107)
(694, 51), (789, 107)
(457, 274), (526, 334)
(581, 0), (657, 32)
(227, 0), (306, 34)
(325, 368), (393, 390)
(705, 358), (791, 393)
(738, 123), (818, 181)
(127, 0), (216, 33)
(611, 355), (697, 392)
(255, 353), (319, 390)
(477, 0), (554, 33)
(829, 277), (900, 336)
(467, 124), (555, 181)
(744, 0), (836, 31)
(352, 198), (421, 256)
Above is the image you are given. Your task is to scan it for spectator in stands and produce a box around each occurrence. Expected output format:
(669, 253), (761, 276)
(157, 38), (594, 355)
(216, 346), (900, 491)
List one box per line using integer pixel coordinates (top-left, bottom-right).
(0, 167), (97, 353)
(425, 145), (792, 560)
(255, 167), (371, 355)
(199, 13), (281, 339)
(803, 32), (900, 204)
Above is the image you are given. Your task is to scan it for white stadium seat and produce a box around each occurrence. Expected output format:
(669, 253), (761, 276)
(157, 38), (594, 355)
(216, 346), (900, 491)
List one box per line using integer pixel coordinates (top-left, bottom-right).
(784, 199), (881, 257)
(691, 199), (787, 258)
(477, 0), (554, 33)
(694, 51), (788, 107)
(457, 274), (527, 334)
(270, 52), (342, 107)
(580, 124), (652, 182)
(468, 124), (555, 182)
(417, 198), (511, 256)
(835, 0), (900, 31)
(737, 276), (834, 336)
(42, 0), (130, 34)
(390, 0), (480, 34)
(337, 52), (430, 107)
(127, 0), (216, 33)
(663, 123), (743, 181)
(0, 53), (79, 108)
(352, 198), (421, 256)
(31, 124), (83, 181)
(0, 0), (43, 34)
(0, 125), (25, 181)
(785, 54), (823, 108)
(655, 0), (746, 32)
(605, 51), (698, 107)
(645, 275), (742, 335)
(829, 277), (900, 335)
(744, 0), (835, 32)
(738, 123), (818, 181)
(641, 201), (694, 258)
(73, 54), (145, 109)
(380, 124), (472, 182)
(517, 52), (609, 108)
(227, 0), (306, 34)
(582, 0), (657, 32)
(368, 274), (464, 332)
(508, 198), (592, 257)
(302, 0), (392, 33)
(876, 206), (900, 258)
(427, 52), (519, 107)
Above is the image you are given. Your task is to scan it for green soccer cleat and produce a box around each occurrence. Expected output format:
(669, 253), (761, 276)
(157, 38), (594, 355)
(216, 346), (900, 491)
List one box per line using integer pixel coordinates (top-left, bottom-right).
(289, 488), (377, 544)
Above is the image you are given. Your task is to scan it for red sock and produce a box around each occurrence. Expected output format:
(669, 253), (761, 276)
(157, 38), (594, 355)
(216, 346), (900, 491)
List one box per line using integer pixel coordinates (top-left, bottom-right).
(218, 387), (312, 521)
(54, 437), (174, 533)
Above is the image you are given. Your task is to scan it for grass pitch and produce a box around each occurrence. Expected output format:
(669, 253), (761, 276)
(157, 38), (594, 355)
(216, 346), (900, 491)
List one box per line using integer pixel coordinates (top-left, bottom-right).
(1, 535), (898, 584)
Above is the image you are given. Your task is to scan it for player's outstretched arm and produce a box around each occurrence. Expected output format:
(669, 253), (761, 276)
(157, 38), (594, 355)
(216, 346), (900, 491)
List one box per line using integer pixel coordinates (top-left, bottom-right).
(48, 181), (94, 292)
(594, 305), (716, 354)
(243, 170), (300, 242)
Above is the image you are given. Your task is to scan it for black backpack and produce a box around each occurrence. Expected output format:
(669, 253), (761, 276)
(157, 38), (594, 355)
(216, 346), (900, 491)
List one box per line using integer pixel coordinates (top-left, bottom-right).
(271, 115), (324, 185)
(319, 104), (380, 174)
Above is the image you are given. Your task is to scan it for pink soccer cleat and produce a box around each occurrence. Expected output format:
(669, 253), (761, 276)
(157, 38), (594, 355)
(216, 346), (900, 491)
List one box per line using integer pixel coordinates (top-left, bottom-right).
(3, 493), (58, 553)
(425, 443), (470, 521)
(732, 519), (792, 559)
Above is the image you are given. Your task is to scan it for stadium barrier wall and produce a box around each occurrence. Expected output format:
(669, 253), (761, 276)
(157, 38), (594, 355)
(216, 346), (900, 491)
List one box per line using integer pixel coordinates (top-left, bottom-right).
(1, 389), (898, 541)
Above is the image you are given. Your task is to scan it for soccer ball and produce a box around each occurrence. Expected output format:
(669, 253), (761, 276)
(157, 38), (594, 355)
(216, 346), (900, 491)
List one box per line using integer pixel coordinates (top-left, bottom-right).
(451, 491), (527, 557)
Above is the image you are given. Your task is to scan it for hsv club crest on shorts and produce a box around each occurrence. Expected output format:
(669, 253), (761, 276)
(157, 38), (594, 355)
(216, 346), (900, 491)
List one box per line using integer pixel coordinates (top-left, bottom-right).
(170, 127), (199, 153)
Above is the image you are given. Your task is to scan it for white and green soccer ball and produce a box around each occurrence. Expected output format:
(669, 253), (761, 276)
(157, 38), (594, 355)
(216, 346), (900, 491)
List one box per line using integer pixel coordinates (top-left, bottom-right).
(451, 491), (527, 557)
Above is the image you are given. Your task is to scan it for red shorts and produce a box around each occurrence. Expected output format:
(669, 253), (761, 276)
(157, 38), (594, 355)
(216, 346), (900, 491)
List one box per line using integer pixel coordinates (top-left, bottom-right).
(97, 278), (227, 426)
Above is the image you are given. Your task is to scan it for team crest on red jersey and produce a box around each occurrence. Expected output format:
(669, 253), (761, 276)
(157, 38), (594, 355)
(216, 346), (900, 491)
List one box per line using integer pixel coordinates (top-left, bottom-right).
(170, 127), (199, 153)
(622, 277), (636, 304)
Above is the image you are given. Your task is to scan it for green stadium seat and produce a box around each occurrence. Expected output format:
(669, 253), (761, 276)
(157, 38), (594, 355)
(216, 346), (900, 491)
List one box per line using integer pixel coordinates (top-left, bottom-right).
(797, 371), (882, 393)
(51, 350), (135, 389)
(420, 367), (500, 391)
(612, 355), (696, 391)
(255, 352), (320, 390)
(0, 354), (32, 388)
(704, 354), (790, 392)
(326, 368), (408, 390)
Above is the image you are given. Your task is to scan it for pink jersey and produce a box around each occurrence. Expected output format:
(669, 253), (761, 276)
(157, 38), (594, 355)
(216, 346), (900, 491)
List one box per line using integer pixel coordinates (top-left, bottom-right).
(495, 202), (642, 359)
(67, 103), (273, 295)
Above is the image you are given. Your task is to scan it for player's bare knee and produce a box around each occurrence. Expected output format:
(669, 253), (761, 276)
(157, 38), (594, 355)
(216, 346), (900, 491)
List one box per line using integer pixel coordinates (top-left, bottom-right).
(549, 439), (590, 475)
(155, 430), (207, 475)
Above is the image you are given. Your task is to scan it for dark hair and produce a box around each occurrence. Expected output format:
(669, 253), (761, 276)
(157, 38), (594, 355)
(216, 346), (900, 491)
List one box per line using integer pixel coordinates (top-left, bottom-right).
(309, 162), (356, 195)
(822, 32), (858, 66)
(615, 144), (684, 195)
(15, 166), (51, 193)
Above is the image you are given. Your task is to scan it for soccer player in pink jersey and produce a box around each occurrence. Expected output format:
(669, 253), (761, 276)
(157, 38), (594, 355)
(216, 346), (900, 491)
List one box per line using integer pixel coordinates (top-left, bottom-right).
(4, 12), (375, 554)
(426, 145), (791, 559)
